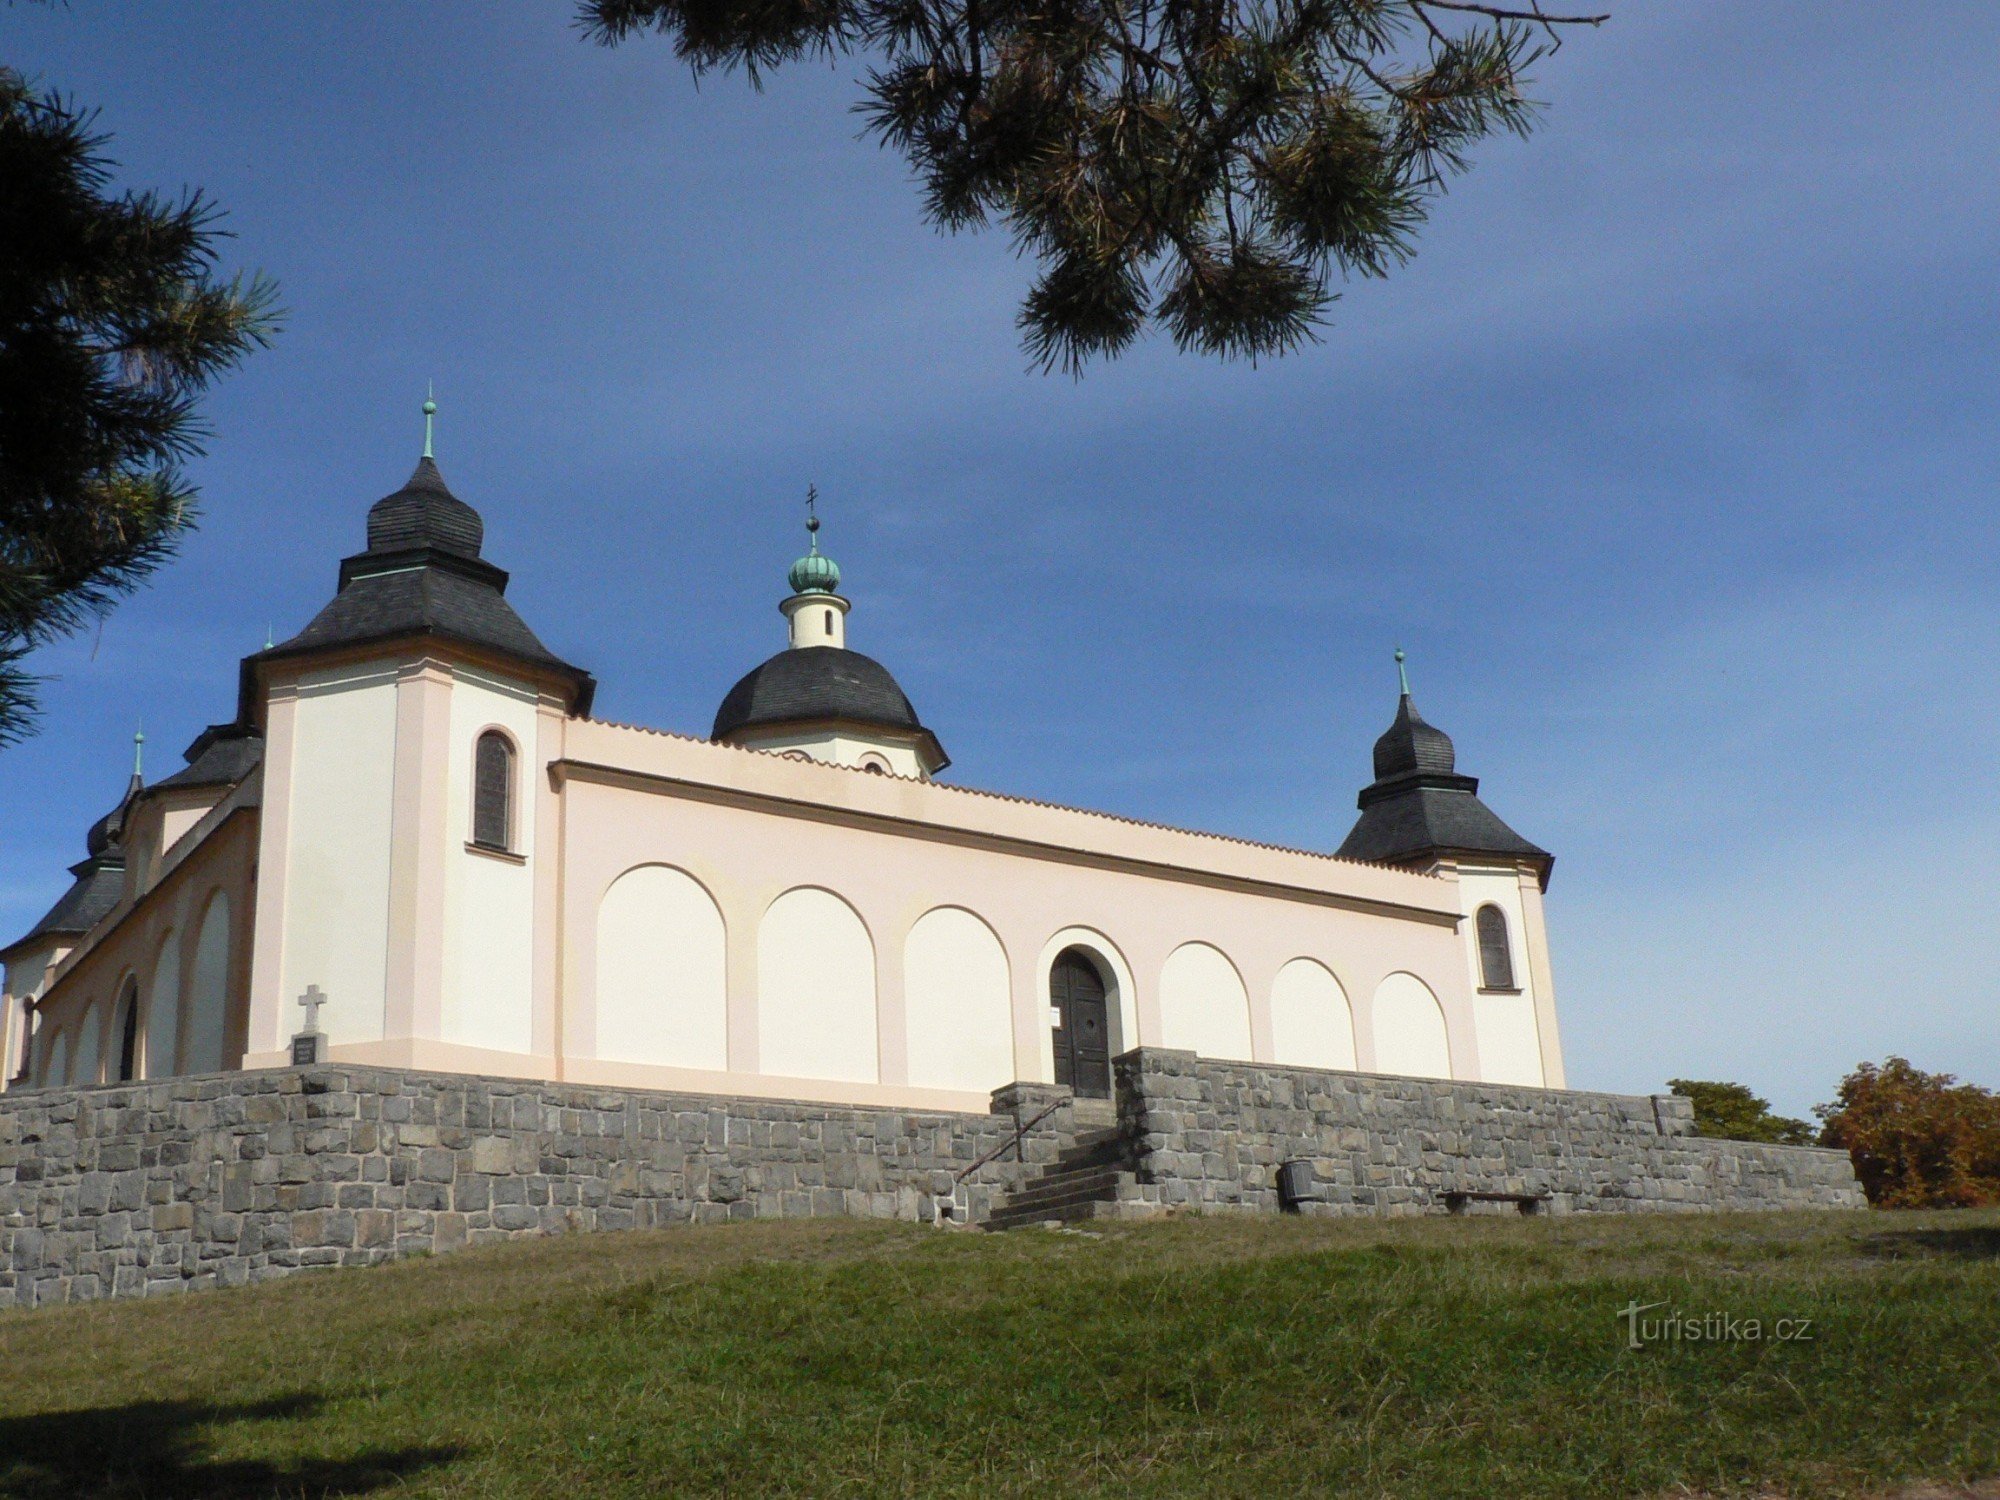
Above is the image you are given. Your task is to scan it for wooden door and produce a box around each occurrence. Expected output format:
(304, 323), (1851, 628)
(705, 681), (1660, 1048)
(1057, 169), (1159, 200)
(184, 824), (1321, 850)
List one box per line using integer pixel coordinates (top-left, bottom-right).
(1050, 950), (1111, 1099)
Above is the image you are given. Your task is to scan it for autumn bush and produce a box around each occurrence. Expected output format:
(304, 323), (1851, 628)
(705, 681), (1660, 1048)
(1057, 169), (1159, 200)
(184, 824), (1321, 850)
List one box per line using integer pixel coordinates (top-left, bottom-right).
(1817, 1057), (2000, 1209)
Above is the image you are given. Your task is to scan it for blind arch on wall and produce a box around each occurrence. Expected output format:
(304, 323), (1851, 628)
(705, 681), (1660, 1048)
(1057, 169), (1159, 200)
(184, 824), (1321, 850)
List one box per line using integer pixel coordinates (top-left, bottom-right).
(1372, 972), (1451, 1079)
(1269, 958), (1356, 1071)
(472, 730), (515, 851)
(1158, 941), (1253, 1061)
(42, 1027), (69, 1088)
(73, 1003), (102, 1087)
(904, 906), (1013, 1093)
(185, 890), (232, 1073)
(146, 930), (182, 1079)
(595, 864), (728, 1071)
(1475, 904), (1516, 991)
(758, 887), (877, 1084)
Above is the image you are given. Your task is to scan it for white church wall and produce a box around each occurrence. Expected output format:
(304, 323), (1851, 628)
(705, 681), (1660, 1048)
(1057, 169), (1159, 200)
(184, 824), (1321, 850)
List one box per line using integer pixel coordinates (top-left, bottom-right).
(903, 906), (1013, 1093)
(146, 929), (182, 1078)
(184, 891), (232, 1074)
(729, 728), (928, 779)
(2, 946), (57, 1088)
(43, 1027), (68, 1088)
(595, 864), (729, 1070)
(1453, 864), (1544, 1087)
(1158, 942), (1254, 1061)
(441, 669), (540, 1055)
(1371, 972), (1452, 1079)
(758, 887), (879, 1084)
(280, 662), (400, 1045)
(1269, 957), (1356, 1071)
(547, 721), (1490, 1109)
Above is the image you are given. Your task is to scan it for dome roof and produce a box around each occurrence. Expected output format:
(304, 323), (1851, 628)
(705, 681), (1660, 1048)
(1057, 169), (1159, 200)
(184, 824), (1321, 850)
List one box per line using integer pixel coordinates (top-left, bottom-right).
(365, 457), (484, 557)
(1371, 694), (1457, 780)
(712, 647), (947, 767)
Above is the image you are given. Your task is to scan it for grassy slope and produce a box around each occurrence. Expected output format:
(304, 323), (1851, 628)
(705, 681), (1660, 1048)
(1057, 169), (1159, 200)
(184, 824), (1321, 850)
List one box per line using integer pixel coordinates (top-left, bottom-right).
(1, 1209), (1997, 1499)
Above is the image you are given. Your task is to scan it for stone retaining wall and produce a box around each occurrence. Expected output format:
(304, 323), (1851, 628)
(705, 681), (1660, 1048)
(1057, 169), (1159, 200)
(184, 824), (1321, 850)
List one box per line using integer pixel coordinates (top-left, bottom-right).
(0, 1067), (1072, 1309)
(1113, 1049), (1865, 1215)
(1, 1052), (1866, 1308)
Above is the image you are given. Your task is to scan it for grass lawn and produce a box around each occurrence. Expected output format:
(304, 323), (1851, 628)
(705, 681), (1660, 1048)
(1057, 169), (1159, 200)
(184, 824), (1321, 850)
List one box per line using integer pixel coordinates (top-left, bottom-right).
(2, 1207), (1997, 1498)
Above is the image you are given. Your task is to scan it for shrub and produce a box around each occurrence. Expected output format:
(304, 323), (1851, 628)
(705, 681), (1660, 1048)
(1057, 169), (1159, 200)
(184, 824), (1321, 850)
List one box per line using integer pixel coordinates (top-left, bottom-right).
(1816, 1057), (2000, 1209)
(1667, 1079), (1816, 1145)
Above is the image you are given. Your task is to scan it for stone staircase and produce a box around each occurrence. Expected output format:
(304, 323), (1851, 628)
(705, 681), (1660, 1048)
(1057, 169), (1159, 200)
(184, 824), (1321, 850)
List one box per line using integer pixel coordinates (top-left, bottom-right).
(983, 1127), (1154, 1229)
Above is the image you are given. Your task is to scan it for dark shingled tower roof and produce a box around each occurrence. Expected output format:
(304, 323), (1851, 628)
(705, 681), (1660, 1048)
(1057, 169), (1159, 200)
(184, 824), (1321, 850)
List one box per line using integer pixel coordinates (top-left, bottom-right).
(1335, 690), (1551, 885)
(1, 775), (138, 958)
(712, 647), (949, 770)
(245, 456), (594, 714)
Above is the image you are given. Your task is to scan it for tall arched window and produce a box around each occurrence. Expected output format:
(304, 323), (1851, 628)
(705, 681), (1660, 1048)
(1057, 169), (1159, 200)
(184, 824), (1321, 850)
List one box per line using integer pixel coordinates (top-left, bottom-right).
(1476, 904), (1516, 991)
(113, 979), (141, 1082)
(473, 731), (515, 851)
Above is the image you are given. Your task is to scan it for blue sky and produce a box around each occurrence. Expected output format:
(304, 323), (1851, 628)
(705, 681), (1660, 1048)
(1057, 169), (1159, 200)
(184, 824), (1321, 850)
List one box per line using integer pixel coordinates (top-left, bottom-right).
(5, 3), (1995, 1115)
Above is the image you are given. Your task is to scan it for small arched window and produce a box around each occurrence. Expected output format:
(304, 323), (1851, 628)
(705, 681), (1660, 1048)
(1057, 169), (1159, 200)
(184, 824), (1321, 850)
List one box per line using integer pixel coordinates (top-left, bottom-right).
(1476, 904), (1516, 991)
(473, 731), (515, 852)
(823, 608), (833, 636)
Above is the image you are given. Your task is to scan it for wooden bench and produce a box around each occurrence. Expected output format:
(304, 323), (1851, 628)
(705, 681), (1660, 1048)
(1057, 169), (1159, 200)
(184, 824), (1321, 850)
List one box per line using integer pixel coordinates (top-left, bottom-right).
(1441, 1189), (1552, 1216)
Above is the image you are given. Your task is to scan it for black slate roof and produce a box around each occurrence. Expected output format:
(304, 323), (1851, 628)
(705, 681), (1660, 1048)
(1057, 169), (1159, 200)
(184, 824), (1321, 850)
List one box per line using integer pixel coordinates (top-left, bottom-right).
(3, 776), (138, 957)
(251, 458), (594, 713)
(1335, 694), (1551, 882)
(713, 647), (948, 768)
(153, 722), (263, 793)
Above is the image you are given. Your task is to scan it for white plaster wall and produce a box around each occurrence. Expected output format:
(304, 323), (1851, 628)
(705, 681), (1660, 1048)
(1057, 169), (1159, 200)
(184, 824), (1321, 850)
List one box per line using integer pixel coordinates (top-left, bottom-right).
(731, 728), (927, 778)
(1473, 992), (1545, 1086)
(1454, 865), (1542, 1086)
(904, 906), (1013, 1094)
(1269, 958), (1356, 1070)
(185, 892), (232, 1074)
(160, 802), (210, 854)
(43, 1027), (69, 1087)
(73, 1002), (101, 1085)
(146, 930), (182, 1078)
(3, 947), (54, 1086)
(1159, 942), (1254, 1061)
(441, 669), (539, 1053)
(1372, 972), (1451, 1079)
(758, 887), (878, 1083)
(281, 663), (399, 1044)
(595, 864), (728, 1069)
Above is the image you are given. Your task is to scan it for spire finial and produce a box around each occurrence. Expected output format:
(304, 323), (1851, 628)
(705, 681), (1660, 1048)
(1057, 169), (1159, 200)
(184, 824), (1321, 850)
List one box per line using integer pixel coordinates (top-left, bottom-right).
(132, 724), (145, 779)
(422, 382), (437, 460)
(264, 622), (274, 651)
(804, 483), (820, 553)
(1395, 646), (1411, 697)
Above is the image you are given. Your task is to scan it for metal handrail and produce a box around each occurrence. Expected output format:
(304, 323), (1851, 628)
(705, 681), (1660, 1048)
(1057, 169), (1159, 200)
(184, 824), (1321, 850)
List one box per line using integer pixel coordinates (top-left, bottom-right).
(953, 1097), (1071, 1186)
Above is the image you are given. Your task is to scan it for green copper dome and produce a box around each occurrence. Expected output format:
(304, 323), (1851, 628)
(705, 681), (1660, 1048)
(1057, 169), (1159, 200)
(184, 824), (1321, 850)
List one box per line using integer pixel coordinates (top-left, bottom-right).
(788, 514), (841, 595)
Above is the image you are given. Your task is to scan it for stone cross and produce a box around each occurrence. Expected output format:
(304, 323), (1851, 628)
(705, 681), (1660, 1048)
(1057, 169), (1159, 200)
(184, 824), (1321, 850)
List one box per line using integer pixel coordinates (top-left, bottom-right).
(297, 984), (327, 1035)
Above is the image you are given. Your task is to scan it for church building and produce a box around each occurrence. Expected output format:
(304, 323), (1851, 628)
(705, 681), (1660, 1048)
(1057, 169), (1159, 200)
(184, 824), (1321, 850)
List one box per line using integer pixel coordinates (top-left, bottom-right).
(1, 426), (1565, 1112)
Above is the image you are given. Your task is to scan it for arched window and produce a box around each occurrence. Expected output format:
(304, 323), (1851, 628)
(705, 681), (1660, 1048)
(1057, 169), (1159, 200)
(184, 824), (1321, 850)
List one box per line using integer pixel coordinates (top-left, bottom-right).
(114, 980), (141, 1083)
(1476, 904), (1516, 991)
(473, 731), (514, 851)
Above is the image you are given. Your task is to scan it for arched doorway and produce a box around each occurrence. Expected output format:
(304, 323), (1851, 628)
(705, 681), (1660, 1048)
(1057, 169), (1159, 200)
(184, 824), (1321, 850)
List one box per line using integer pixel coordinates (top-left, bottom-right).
(1049, 948), (1111, 1099)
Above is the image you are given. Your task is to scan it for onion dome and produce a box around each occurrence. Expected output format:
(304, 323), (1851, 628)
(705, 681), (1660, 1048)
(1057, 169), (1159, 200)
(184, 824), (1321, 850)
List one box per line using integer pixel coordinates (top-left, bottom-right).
(788, 513), (841, 595)
(713, 647), (941, 753)
(1336, 651), (1550, 885)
